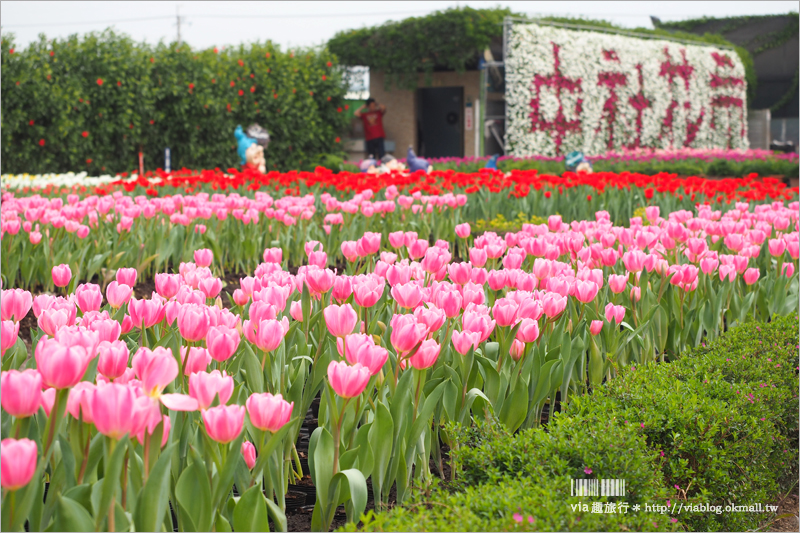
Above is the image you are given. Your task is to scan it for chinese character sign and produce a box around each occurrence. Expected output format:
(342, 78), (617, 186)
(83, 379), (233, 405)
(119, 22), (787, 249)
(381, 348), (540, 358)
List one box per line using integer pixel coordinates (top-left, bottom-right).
(505, 24), (748, 156)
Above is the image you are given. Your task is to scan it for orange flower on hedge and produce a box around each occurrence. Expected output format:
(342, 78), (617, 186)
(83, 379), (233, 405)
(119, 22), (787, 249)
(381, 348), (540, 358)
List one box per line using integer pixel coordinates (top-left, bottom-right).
(150, 120), (155, 125)
(250, 86), (255, 93)
(273, 93), (278, 99)
(238, 89), (244, 96)
(230, 81), (235, 87)
(82, 131), (89, 138)
(238, 60), (244, 67)
(189, 83), (194, 90)
(213, 47), (219, 54)
(322, 75), (326, 81)
(335, 137), (340, 143)
(49, 51), (54, 57)
(28, 120), (34, 126)
(326, 61), (332, 67)
(86, 159), (92, 164)
(265, 52), (271, 58)
(38, 139), (45, 146)
(150, 57), (154, 63)
(97, 78), (103, 86)
(117, 81), (121, 86)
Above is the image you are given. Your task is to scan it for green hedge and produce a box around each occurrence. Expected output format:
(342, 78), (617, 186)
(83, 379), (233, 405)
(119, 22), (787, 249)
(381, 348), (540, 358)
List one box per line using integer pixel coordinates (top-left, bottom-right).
(1, 30), (349, 174)
(347, 315), (798, 532)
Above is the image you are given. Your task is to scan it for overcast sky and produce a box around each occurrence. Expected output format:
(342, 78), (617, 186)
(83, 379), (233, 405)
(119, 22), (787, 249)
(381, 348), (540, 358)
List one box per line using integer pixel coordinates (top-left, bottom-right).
(2, 1), (797, 51)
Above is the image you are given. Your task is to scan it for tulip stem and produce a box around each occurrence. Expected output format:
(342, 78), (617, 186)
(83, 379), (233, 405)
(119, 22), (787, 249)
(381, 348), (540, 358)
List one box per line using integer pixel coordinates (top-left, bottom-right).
(332, 397), (349, 477)
(77, 431), (91, 484)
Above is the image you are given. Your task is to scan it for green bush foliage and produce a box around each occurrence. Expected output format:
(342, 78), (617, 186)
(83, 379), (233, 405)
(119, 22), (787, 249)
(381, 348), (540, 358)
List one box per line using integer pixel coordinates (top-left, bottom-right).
(1, 30), (349, 174)
(345, 315), (798, 532)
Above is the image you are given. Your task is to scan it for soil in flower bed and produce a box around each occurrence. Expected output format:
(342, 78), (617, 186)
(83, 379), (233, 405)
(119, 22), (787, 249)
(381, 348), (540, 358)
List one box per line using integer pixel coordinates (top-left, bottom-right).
(767, 493), (799, 532)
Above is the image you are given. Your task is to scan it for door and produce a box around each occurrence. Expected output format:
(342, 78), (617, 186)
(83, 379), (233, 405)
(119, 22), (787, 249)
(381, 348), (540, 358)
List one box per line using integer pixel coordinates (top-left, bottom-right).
(418, 87), (463, 158)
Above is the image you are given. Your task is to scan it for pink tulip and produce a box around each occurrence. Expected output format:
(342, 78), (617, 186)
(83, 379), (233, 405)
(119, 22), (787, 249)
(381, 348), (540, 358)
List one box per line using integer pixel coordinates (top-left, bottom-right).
(290, 301), (303, 322)
(515, 318), (540, 343)
(242, 441), (257, 469)
(435, 288), (463, 318)
(246, 392), (294, 432)
(408, 339), (440, 369)
(132, 347), (178, 396)
(231, 289), (248, 307)
(263, 247), (282, 264)
(202, 404), (245, 444)
(787, 241), (799, 260)
(414, 304), (446, 334)
(1, 369), (42, 418)
(1, 320), (20, 356)
(782, 263), (795, 277)
(1, 438), (37, 491)
(768, 238), (786, 257)
(743, 268), (760, 285)
(135, 411), (170, 448)
(629, 286), (642, 301)
(462, 308), (495, 343)
(97, 340), (130, 380)
(622, 250), (646, 273)
(129, 298), (165, 329)
(487, 270), (507, 292)
(353, 276), (385, 308)
(357, 232), (381, 256)
(541, 293), (567, 318)
(344, 340), (388, 376)
(391, 282), (423, 309)
(719, 264), (736, 282)
(327, 361), (371, 399)
(390, 314), (428, 354)
(447, 262), (472, 285)
(35, 338), (89, 389)
(194, 249), (214, 267)
(92, 383), (148, 439)
(255, 319), (286, 352)
(547, 215), (562, 232)
(341, 241), (358, 262)
(67, 381), (96, 424)
(74, 284), (102, 314)
(492, 298), (519, 327)
(306, 268), (336, 295)
(323, 304), (358, 338)
(589, 320), (603, 336)
(38, 306), (71, 337)
(181, 346), (211, 376)
(2, 289), (32, 322)
(469, 247), (487, 268)
(189, 370), (234, 410)
(451, 329), (481, 355)
(106, 281), (133, 309)
(388, 231), (405, 249)
(199, 277), (223, 299)
(509, 339), (525, 361)
(206, 325), (240, 362)
(517, 299), (543, 321)
(116, 268), (138, 287)
(177, 303), (211, 342)
(455, 223), (471, 239)
(155, 273), (181, 299)
(331, 276), (353, 303)
(408, 239), (430, 260)
(52, 264), (72, 287)
(607, 274), (628, 294)
(604, 303), (626, 325)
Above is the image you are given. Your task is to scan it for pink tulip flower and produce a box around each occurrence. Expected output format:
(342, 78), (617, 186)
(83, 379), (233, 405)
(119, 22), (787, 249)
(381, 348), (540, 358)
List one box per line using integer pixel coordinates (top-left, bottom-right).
(199, 277), (223, 299)
(194, 248), (214, 267)
(1, 369), (42, 418)
(390, 314), (428, 354)
(181, 346), (212, 376)
(590, 320), (603, 336)
(353, 276), (385, 308)
(51, 264), (72, 287)
(106, 281), (133, 309)
(492, 298), (519, 327)
(1, 320), (20, 356)
(129, 298), (165, 329)
(177, 303), (211, 342)
(116, 267), (138, 287)
(189, 370), (234, 410)
(97, 340), (130, 380)
(1, 289), (32, 322)
(132, 346), (178, 396)
(135, 411), (170, 448)
(263, 247), (282, 264)
(409, 339), (441, 369)
(74, 284), (103, 314)
(202, 404), (245, 444)
(155, 273), (181, 299)
(515, 318), (540, 343)
(509, 339), (525, 361)
(242, 441), (257, 469)
(323, 304), (358, 338)
(206, 325), (240, 362)
(246, 392), (294, 432)
(327, 361), (371, 399)
(455, 223), (471, 239)
(92, 383), (149, 440)
(66, 381), (96, 424)
(451, 329), (481, 355)
(743, 268), (760, 285)
(290, 301), (303, 322)
(604, 303), (626, 324)
(1, 438), (38, 491)
(35, 338), (89, 389)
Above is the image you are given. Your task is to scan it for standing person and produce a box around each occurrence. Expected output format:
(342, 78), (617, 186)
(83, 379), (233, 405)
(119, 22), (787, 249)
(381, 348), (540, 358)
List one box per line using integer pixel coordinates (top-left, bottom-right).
(355, 98), (387, 159)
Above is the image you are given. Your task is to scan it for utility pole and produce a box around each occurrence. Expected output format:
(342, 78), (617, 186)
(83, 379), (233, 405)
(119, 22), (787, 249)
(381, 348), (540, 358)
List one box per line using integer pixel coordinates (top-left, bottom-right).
(176, 5), (182, 46)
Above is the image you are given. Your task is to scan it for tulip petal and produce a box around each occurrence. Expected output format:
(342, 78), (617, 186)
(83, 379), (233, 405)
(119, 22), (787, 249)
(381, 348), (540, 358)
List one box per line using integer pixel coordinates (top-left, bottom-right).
(160, 393), (199, 411)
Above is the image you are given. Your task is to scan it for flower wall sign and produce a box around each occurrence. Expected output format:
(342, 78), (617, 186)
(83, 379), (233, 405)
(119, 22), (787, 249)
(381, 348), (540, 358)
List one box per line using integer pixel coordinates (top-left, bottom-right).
(505, 24), (749, 157)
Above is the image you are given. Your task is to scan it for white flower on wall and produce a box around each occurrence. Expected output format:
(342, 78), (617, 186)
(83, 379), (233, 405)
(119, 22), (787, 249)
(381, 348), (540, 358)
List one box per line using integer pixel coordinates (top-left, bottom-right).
(505, 24), (749, 156)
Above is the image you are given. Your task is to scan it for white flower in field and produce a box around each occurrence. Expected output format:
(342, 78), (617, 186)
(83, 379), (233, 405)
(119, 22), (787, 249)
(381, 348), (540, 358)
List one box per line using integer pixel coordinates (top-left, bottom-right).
(505, 24), (748, 156)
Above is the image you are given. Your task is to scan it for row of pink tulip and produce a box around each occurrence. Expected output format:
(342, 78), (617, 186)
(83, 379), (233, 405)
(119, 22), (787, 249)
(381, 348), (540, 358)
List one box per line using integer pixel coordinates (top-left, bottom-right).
(1, 200), (798, 531)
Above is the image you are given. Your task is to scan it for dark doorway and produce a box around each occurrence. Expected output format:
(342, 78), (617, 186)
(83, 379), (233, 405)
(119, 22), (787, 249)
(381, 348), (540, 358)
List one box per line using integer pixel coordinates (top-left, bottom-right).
(417, 87), (463, 158)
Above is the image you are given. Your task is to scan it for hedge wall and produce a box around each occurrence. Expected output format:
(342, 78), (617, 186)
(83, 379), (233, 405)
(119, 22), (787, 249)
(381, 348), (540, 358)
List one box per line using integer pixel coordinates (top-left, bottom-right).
(1, 30), (349, 174)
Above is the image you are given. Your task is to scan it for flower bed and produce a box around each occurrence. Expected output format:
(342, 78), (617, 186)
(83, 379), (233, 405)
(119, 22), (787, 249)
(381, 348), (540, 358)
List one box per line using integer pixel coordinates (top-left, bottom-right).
(1, 201), (797, 531)
(348, 315), (799, 532)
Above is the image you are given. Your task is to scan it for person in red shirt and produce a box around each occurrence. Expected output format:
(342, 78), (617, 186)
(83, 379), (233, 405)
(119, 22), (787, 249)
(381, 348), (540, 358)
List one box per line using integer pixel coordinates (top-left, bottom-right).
(355, 98), (387, 159)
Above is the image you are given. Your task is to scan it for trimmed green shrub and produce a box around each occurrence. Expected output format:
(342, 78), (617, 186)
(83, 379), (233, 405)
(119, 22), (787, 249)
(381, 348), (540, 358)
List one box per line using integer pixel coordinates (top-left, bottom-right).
(344, 315), (798, 532)
(1, 30), (349, 174)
